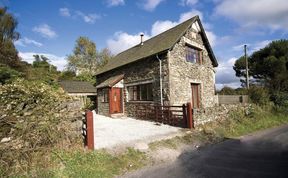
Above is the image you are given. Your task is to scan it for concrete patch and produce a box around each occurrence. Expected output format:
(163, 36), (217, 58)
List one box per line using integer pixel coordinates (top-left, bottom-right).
(93, 114), (181, 150)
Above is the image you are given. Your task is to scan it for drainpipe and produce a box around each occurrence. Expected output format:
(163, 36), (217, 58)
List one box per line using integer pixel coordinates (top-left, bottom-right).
(156, 54), (163, 106)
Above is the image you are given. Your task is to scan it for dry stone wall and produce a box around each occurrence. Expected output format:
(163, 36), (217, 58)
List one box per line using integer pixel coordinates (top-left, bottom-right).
(193, 104), (251, 126)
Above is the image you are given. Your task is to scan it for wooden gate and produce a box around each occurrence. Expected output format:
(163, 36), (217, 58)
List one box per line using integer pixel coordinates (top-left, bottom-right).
(134, 103), (194, 128)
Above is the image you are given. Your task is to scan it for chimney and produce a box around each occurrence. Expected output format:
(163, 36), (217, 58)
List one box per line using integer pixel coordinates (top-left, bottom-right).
(140, 33), (144, 45)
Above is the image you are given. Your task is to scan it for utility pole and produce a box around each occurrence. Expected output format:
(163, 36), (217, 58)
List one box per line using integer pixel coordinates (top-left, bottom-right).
(244, 44), (249, 89)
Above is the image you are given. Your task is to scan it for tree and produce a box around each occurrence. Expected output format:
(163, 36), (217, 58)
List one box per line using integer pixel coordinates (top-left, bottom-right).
(0, 7), (20, 67)
(67, 36), (98, 74)
(67, 37), (113, 73)
(28, 55), (60, 85)
(233, 39), (288, 92)
(66, 36), (113, 83)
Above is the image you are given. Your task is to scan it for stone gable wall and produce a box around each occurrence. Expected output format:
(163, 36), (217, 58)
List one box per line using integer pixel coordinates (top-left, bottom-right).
(168, 26), (218, 108)
(96, 54), (169, 116)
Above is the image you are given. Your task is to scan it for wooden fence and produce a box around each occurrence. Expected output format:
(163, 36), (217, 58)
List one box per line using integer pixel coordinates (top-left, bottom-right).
(134, 103), (193, 128)
(218, 95), (248, 105)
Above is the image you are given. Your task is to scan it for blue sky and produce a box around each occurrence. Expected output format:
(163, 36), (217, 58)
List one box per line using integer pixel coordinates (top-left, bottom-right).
(1, 0), (288, 88)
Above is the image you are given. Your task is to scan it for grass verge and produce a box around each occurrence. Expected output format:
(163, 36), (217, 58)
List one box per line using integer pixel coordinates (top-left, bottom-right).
(18, 148), (147, 178)
(201, 104), (288, 138)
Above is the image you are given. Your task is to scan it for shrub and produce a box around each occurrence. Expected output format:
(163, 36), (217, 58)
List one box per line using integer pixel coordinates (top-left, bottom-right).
(271, 92), (288, 113)
(248, 86), (270, 105)
(218, 86), (237, 95)
(0, 79), (78, 177)
(0, 65), (22, 84)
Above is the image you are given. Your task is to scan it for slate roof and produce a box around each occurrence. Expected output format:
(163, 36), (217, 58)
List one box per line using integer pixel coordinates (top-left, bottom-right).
(96, 16), (218, 76)
(59, 81), (97, 93)
(96, 74), (124, 88)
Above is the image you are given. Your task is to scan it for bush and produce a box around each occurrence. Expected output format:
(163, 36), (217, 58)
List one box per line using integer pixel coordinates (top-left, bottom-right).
(271, 92), (288, 113)
(248, 86), (270, 105)
(0, 65), (22, 84)
(0, 79), (78, 177)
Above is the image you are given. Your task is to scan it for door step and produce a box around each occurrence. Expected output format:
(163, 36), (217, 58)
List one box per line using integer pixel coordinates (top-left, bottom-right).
(110, 113), (126, 119)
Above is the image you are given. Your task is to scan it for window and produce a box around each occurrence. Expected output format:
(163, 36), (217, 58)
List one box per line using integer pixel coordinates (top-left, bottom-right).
(102, 88), (109, 102)
(186, 45), (202, 64)
(127, 83), (153, 101)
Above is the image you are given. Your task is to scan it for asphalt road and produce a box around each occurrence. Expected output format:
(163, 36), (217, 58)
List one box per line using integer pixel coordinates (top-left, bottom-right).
(123, 124), (288, 178)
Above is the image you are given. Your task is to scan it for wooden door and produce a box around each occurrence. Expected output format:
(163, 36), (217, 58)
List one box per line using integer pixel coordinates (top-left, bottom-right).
(110, 88), (122, 113)
(191, 84), (200, 108)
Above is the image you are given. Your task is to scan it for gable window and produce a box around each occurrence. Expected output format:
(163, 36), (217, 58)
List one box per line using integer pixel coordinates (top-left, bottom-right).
(186, 45), (202, 64)
(127, 83), (153, 101)
(102, 88), (109, 102)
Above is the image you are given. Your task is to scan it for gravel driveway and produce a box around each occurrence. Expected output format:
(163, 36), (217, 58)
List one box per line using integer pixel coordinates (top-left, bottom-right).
(93, 112), (181, 150)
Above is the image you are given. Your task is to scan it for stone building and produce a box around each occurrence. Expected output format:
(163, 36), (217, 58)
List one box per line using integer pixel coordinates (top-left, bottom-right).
(95, 16), (218, 117)
(59, 81), (97, 108)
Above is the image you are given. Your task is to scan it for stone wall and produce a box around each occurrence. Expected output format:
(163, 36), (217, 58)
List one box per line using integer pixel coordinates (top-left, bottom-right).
(193, 104), (251, 126)
(168, 26), (217, 108)
(96, 54), (169, 116)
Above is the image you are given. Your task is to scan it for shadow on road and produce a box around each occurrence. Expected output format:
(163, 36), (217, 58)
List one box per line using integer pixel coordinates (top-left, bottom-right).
(124, 124), (288, 178)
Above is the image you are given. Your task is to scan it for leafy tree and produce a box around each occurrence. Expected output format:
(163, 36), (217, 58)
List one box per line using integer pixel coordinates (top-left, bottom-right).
(218, 86), (237, 95)
(233, 39), (288, 92)
(27, 55), (60, 85)
(66, 36), (113, 77)
(0, 7), (20, 68)
(59, 70), (76, 81)
(67, 36), (98, 74)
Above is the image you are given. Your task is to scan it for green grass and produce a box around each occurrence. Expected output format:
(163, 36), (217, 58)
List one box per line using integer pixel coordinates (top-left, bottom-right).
(223, 113), (288, 137)
(19, 148), (147, 178)
(204, 105), (288, 138)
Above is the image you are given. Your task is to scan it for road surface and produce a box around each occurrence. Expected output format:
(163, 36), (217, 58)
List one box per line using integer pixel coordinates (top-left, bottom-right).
(123, 124), (288, 178)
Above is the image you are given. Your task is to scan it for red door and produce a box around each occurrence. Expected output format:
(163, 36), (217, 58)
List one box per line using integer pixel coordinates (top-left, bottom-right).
(110, 88), (122, 114)
(191, 84), (200, 108)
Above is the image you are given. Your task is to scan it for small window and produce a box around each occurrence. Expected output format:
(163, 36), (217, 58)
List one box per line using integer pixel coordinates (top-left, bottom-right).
(127, 83), (153, 101)
(102, 88), (109, 102)
(186, 46), (202, 64)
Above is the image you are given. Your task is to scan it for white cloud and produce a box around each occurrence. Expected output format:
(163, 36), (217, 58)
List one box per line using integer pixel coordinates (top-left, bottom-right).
(152, 10), (216, 46)
(233, 40), (272, 52)
(179, 0), (198, 6)
(107, 9), (217, 54)
(107, 32), (151, 54)
(215, 57), (241, 89)
(179, 10), (203, 23)
(252, 40), (272, 51)
(205, 31), (216, 47)
(18, 52), (66, 71)
(151, 20), (178, 36)
(33, 24), (57, 39)
(106, 0), (125, 6)
(215, 0), (288, 31)
(14, 37), (43, 47)
(75, 11), (101, 24)
(59, 7), (70, 17)
(141, 0), (165, 11)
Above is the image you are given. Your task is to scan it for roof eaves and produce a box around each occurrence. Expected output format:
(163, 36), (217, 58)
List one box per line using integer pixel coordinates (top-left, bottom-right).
(95, 49), (169, 76)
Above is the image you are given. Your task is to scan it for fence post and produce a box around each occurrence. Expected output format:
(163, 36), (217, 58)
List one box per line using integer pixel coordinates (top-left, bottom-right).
(182, 104), (187, 127)
(86, 110), (94, 150)
(187, 102), (194, 129)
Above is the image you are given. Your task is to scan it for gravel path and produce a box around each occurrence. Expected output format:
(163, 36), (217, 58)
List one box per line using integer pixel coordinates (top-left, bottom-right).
(93, 112), (181, 150)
